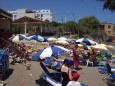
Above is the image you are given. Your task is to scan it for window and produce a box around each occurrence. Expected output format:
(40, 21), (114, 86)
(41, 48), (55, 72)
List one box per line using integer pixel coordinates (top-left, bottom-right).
(108, 25), (111, 28)
(14, 15), (17, 19)
(114, 26), (115, 29)
(108, 31), (111, 34)
(41, 14), (43, 17)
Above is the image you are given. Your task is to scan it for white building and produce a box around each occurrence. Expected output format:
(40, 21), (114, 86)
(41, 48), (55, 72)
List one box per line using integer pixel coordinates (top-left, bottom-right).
(9, 9), (53, 22)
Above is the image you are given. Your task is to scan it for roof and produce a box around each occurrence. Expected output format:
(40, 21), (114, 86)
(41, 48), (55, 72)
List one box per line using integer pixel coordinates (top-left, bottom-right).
(100, 22), (115, 25)
(0, 8), (12, 19)
(13, 16), (45, 24)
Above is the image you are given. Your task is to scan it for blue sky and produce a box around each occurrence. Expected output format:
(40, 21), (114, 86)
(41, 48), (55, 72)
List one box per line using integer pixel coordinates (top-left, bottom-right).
(0, 0), (115, 23)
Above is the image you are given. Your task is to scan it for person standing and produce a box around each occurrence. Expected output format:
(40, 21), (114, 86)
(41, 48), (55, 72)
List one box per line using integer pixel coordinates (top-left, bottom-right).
(72, 44), (80, 68)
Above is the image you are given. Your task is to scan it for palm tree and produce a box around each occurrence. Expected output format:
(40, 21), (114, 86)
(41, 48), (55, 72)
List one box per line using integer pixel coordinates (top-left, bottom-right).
(98, 0), (115, 11)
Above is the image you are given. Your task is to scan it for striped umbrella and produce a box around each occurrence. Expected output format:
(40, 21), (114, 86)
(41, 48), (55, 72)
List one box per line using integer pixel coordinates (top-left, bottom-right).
(27, 35), (46, 42)
(32, 45), (70, 60)
(9, 34), (25, 43)
(76, 38), (98, 45)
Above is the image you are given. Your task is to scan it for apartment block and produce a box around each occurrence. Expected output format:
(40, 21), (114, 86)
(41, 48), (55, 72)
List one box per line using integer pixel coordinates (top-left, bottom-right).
(100, 22), (115, 36)
(9, 9), (53, 22)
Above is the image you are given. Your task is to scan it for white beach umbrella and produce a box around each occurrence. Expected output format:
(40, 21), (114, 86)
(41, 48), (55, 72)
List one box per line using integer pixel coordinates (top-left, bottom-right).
(56, 40), (69, 45)
(106, 45), (115, 50)
(91, 44), (109, 51)
(57, 37), (67, 41)
(47, 37), (57, 42)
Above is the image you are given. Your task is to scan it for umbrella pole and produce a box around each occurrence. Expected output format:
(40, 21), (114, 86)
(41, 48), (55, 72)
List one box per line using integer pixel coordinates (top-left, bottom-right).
(24, 22), (27, 35)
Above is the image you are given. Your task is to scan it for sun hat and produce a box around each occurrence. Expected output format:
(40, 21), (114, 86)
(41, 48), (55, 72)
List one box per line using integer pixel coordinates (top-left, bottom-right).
(72, 73), (80, 80)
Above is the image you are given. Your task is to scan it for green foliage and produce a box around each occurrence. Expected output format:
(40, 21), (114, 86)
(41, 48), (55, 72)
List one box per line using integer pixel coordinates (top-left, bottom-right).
(98, 0), (115, 11)
(12, 24), (23, 34)
(51, 21), (62, 26)
(45, 19), (50, 22)
(65, 21), (77, 34)
(78, 16), (99, 29)
(56, 26), (64, 37)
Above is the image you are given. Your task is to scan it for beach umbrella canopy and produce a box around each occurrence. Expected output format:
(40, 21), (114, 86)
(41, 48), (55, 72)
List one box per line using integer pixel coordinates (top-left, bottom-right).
(56, 40), (69, 45)
(32, 45), (70, 60)
(91, 44), (109, 51)
(47, 37), (57, 42)
(106, 45), (115, 50)
(96, 44), (115, 51)
(67, 39), (76, 44)
(9, 34), (25, 43)
(76, 38), (98, 45)
(27, 35), (46, 42)
(57, 37), (67, 41)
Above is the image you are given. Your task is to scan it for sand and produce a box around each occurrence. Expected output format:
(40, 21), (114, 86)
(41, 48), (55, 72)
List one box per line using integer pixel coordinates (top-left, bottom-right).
(3, 60), (110, 86)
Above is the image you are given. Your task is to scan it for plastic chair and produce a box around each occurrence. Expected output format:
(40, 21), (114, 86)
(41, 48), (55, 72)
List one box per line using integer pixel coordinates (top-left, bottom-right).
(86, 59), (93, 67)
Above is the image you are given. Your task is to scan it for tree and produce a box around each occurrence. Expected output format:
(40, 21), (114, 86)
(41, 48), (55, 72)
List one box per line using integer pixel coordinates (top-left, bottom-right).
(98, 0), (115, 11)
(12, 24), (23, 34)
(78, 16), (99, 29)
(56, 26), (63, 37)
(51, 21), (62, 27)
(65, 21), (77, 34)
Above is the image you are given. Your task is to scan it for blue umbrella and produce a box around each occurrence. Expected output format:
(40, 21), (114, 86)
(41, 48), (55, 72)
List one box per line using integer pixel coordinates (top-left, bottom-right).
(9, 34), (25, 43)
(27, 35), (46, 42)
(32, 45), (70, 60)
(76, 38), (98, 45)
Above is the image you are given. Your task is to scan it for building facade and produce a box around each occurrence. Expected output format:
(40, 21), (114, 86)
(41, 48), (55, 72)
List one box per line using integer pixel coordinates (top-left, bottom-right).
(0, 8), (12, 48)
(100, 22), (115, 37)
(9, 9), (53, 22)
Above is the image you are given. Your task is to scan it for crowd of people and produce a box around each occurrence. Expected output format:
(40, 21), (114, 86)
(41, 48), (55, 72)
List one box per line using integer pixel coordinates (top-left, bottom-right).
(42, 42), (113, 86)
(7, 40), (113, 86)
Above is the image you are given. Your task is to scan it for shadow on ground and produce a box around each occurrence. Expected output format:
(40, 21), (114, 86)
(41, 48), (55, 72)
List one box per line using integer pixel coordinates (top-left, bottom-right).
(35, 78), (51, 86)
(2, 68), (14, 80)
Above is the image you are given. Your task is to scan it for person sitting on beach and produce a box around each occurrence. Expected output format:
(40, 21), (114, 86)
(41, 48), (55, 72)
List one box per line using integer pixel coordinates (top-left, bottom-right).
(61, 59), (78, 86)
(61, 59), (71, 86)
(67, 70), (80, 86)
(96, 53), (104, 62)
(89, 51), (98, 65)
